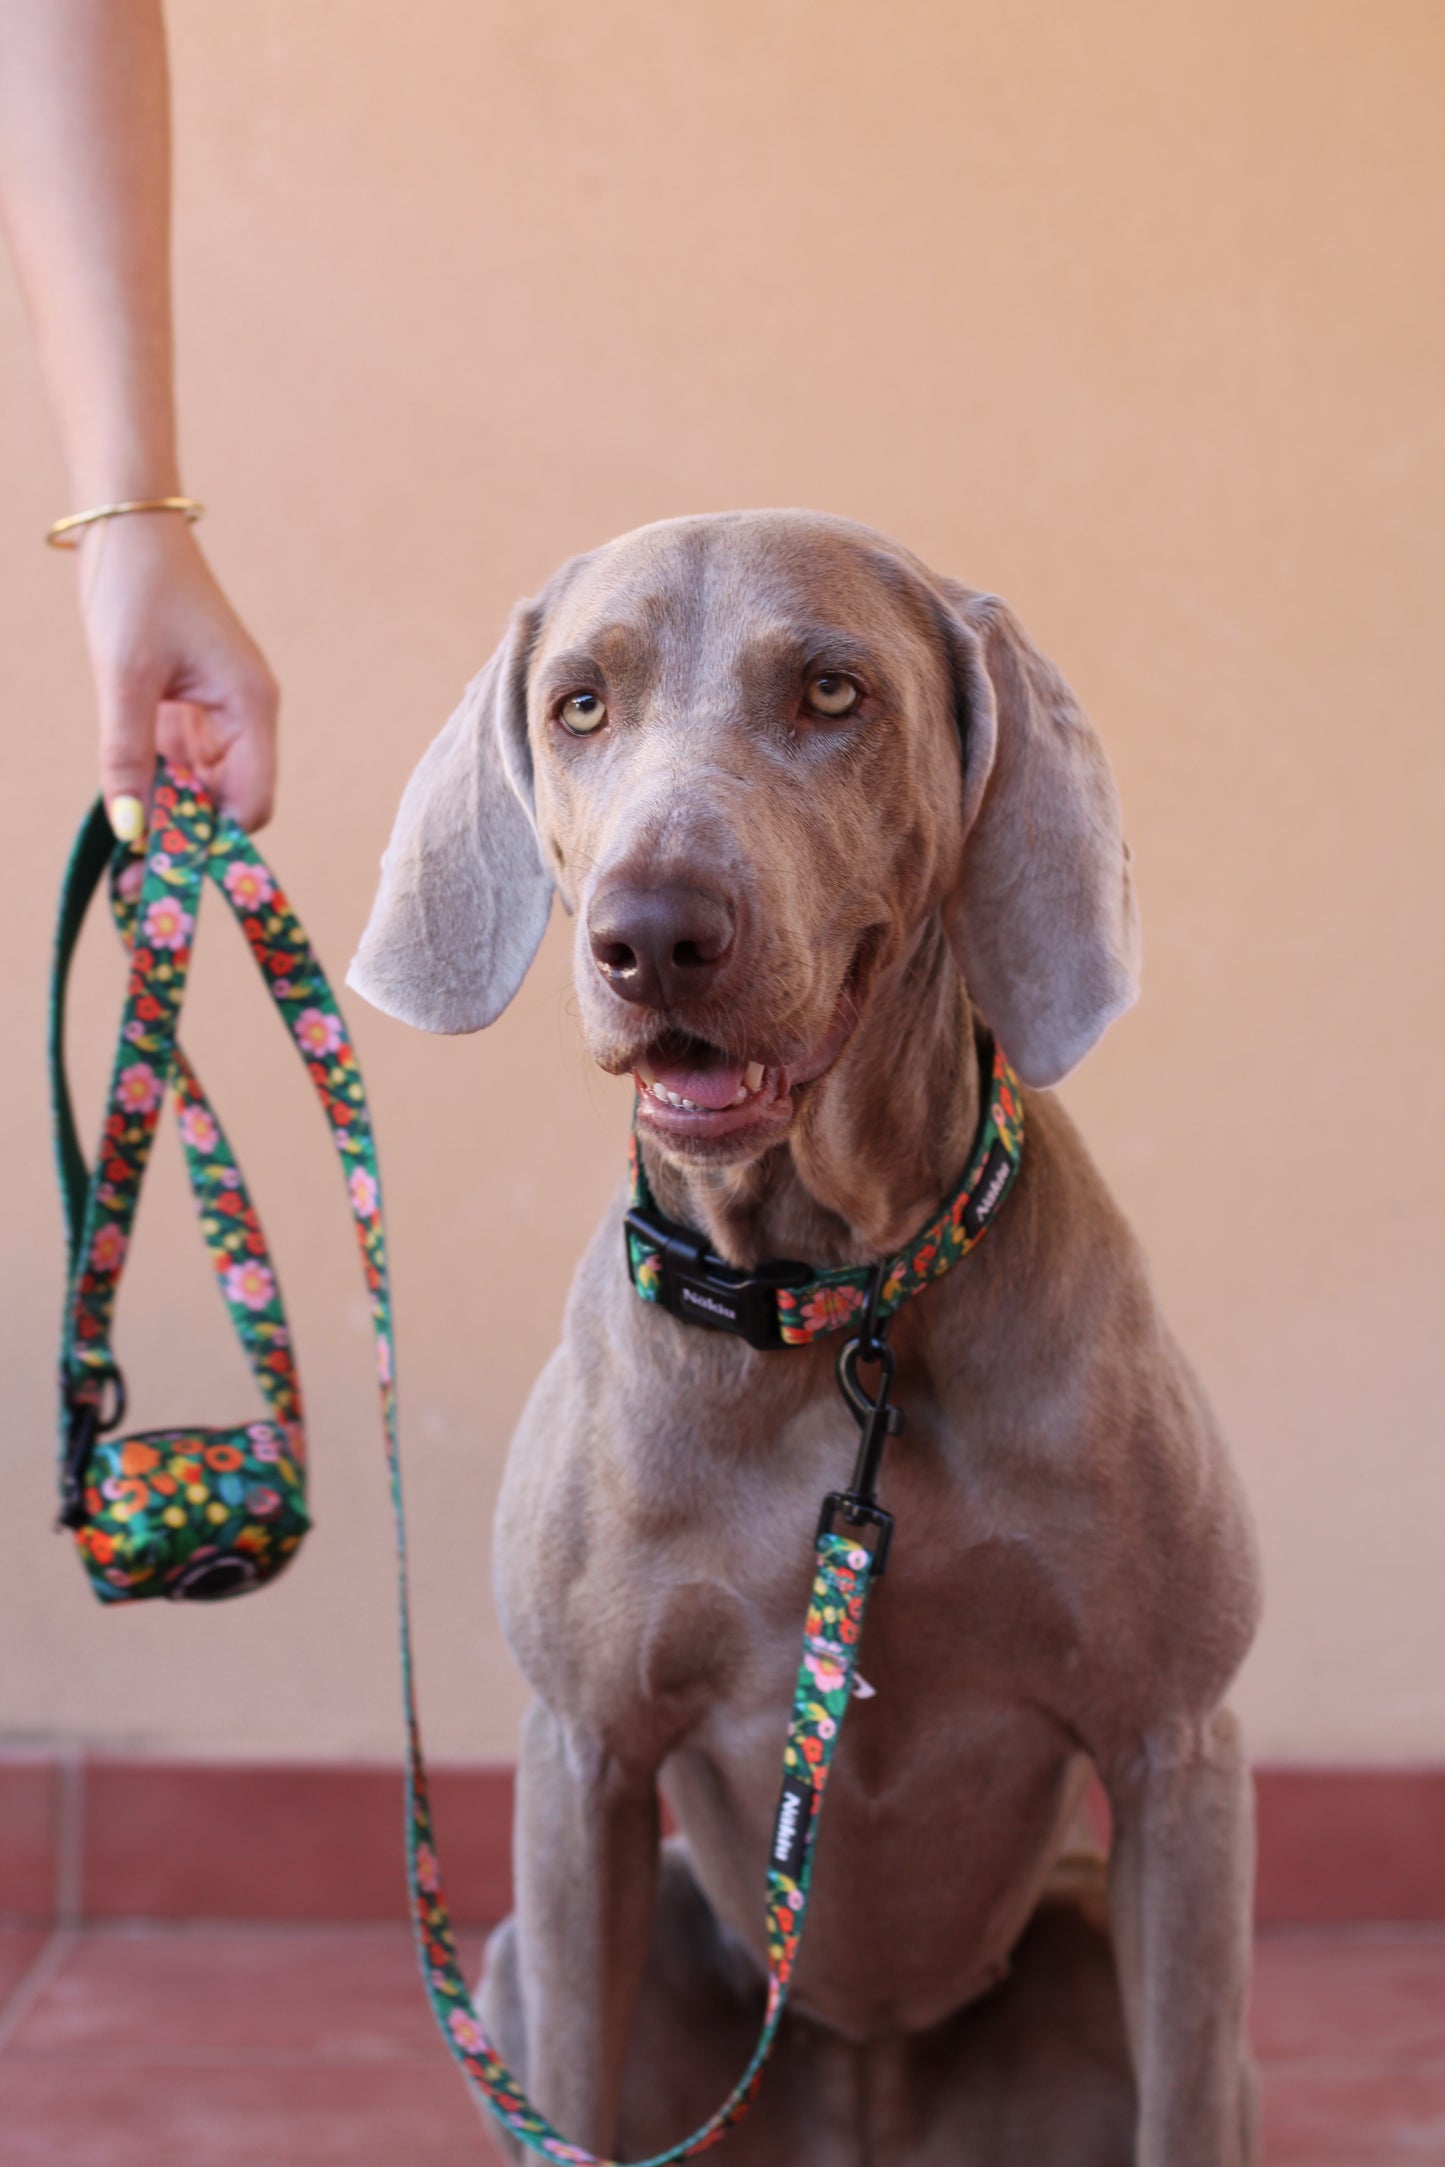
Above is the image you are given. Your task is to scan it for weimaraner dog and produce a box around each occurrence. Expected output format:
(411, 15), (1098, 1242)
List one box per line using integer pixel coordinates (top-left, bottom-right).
(349, 511), (1261, 2166)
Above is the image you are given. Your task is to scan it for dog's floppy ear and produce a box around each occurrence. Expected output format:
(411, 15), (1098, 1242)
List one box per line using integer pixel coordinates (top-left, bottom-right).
(346, 601), (553, 1033)
(938, 585), (1140, 1087)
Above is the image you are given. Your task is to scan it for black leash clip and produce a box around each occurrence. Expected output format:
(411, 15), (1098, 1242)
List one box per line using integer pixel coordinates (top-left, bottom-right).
(58, 1366), (127, 1532)
(818, 1266), (903, 1577)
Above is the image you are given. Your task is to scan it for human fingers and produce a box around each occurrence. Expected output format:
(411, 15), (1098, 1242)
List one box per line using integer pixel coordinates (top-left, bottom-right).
(158, 656), (279, 833)
(94, 649), (165, 844)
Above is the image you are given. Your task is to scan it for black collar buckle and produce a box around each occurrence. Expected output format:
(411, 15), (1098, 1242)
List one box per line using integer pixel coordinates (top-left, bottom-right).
(625, 1203), (811, 1353)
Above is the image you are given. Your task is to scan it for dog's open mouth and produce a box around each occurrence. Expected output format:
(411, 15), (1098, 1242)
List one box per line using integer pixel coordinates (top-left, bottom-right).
(634, 1034), (782, 1136)
(630, 955), (864, 1146)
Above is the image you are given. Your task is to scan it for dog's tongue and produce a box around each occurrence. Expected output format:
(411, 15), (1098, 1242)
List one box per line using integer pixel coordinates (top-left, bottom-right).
(645, 1054), (750, 1110)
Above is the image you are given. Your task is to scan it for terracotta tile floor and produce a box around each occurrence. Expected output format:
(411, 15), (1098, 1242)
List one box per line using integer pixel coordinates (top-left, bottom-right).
(0, 1922), (1442, 2164)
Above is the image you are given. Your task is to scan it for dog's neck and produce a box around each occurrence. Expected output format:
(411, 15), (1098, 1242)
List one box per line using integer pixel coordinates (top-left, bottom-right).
(639, 918), (983, 1273)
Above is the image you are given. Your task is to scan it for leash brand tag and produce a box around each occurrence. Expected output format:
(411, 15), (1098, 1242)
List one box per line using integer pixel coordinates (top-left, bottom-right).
(962, 1138), (1013, 1240)
(771, 1775), (813, 1883)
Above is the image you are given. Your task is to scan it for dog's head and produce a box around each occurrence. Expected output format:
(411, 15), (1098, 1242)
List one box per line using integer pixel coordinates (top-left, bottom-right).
(348, 512), (1138, 1167)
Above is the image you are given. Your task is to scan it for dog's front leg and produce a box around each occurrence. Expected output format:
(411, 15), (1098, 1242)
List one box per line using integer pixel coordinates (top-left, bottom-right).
(1103, 1709), (1258, 2167)
(511, 1695), (662, 2155)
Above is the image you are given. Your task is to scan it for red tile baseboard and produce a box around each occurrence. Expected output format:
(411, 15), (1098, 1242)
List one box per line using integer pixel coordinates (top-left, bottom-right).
(0, 1755), (1440, 1927)
(1253, 1767), (1445, 1928)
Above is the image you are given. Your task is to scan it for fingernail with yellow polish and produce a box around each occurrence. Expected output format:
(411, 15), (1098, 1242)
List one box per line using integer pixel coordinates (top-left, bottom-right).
(108, 795), (146, 845)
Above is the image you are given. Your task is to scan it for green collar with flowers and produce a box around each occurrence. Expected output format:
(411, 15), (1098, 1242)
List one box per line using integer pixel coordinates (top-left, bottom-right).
(625, 1037), (1024, 1351)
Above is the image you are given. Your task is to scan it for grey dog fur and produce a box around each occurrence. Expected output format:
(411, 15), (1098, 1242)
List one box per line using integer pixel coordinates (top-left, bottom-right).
(349, 511), (1261, 2166)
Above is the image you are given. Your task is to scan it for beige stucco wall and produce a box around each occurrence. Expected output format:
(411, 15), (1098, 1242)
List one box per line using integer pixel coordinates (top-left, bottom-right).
(2, 0), (1441, 1765)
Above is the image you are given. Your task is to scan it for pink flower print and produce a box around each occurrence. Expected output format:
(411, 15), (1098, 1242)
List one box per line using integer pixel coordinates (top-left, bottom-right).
(177, 1104), (218, 1153)
(416, 1841), (440, 1893)
(295, 1007), (343, 1059)
(224, 1259), (276, 1312)
(376, 1337), (392, 1385)
(117, 1062), (162, 1114)
(245, 1486), (281, 1518)
(117, 860), (145, 901)
(248, 1427), (281, 1462)
(348, 1167), (378, 1217)
(142, 895), (193, 952)
(804, 1649), (846, 1694)
(222, 859), (274, 911)
(447, 2007), (486, 2054)
(217, 1166), (242, 1189)
(796, 1283), (864, 1339)
(90, 1223), (128, 1272)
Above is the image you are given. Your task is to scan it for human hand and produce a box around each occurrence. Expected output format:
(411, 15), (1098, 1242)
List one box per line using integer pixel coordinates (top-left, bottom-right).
(75, 510), (278, 837)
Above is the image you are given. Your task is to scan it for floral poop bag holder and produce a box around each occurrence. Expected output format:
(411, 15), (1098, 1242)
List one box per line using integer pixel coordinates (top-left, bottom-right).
(48, 757), (893, 2162)
(49, 761), (374, 1602)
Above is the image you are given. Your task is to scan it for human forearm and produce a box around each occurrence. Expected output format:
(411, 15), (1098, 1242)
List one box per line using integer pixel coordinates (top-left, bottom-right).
(0, 0), (177, 502)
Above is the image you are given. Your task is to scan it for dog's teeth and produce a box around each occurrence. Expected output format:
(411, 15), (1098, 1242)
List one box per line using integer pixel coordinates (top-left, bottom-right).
(743, 1061), (765, 1093)
(636, 1057), (656, 1085)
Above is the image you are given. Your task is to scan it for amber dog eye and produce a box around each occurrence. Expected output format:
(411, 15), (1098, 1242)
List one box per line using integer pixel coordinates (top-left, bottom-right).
(559, 692), (607, 736)
(805, 674), (861, 718)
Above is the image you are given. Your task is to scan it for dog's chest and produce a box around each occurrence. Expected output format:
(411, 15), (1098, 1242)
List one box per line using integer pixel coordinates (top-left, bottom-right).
(623, 1368), (1100, 1734)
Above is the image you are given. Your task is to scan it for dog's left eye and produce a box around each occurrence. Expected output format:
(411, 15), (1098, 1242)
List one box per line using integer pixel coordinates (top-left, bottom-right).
(559, 692), (608, 736)
(804, 674), (861, 718)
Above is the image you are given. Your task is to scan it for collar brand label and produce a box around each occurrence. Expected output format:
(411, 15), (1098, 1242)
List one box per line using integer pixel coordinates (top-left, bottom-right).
(771, 1776), (813, 1882)
(680, 1283), (741, 1324)
(961, 1139), (1013, 1240)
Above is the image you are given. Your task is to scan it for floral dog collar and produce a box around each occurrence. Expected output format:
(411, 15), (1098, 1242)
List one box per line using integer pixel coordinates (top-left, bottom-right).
(625, 1038), (1024, 1350)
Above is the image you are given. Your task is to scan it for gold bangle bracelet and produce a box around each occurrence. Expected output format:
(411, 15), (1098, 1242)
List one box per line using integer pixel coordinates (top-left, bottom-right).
(45, 496), (205, 550)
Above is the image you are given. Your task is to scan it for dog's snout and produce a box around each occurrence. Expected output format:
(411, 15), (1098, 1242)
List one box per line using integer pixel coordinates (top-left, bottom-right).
(588, 882), (735, 1008)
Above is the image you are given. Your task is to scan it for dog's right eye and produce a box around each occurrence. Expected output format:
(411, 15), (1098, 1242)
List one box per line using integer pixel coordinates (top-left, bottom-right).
(559, 692), (608, 737)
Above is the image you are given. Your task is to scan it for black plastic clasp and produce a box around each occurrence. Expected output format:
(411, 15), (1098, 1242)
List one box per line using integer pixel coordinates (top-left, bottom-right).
(58, 1367), (126, 1531)
(625, 1204), (810, 1352)
(817, 1490), (895, 1578)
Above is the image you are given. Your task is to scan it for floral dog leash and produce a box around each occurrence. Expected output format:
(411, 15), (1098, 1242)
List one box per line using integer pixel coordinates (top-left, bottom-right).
(50, 761), (891, 2162)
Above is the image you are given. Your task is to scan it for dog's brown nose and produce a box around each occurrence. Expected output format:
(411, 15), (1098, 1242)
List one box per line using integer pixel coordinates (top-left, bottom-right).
(588, 882), (735, 1008)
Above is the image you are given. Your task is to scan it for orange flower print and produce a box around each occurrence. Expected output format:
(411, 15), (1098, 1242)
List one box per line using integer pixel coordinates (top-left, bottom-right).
(223, 1259), (275, 1311)
(117, 1062), (162, 1115)
(108, 1477), (149, 1520)
(141, 895), (194, 952)
(119, 1441), (161, 1476)
(90, 1223), (127, 1272)
(204, 1443), (244, 1472)
(221, 859), (274, 911)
